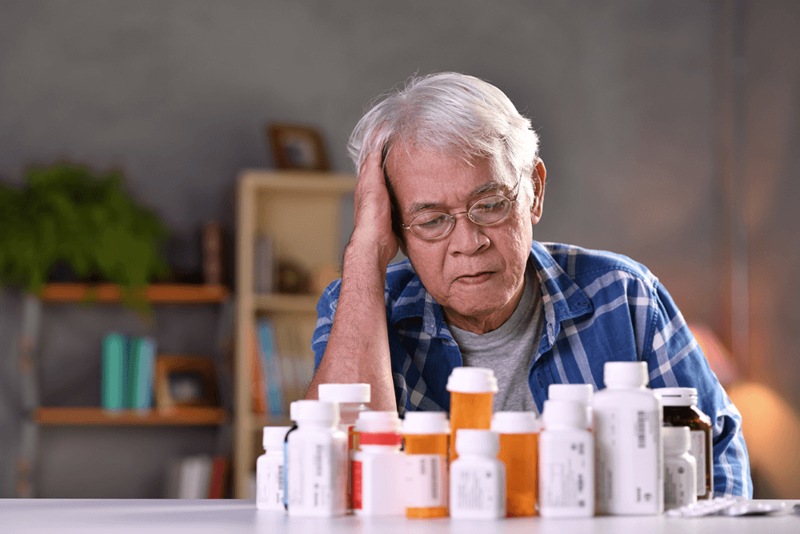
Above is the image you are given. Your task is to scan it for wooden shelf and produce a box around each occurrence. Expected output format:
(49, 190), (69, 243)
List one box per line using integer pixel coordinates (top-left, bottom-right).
(40, 283), (230, 304)
(35, 406), (227, 426)
(253, 293), (319, 313)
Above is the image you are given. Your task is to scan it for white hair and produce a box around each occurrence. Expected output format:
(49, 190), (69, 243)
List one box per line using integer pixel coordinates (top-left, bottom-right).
(347, 72), (540, 181)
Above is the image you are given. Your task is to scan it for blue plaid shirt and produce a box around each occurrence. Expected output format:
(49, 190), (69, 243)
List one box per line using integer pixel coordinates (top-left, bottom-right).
(313, 241), (752, 497)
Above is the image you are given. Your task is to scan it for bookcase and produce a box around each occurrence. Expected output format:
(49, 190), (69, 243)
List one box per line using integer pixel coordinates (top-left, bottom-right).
(233, 169), (356, 498)
(15, 283), (232, 498)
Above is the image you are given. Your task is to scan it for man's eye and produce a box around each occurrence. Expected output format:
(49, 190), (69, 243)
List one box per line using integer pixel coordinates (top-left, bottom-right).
(415, 213), (449, 228)
(472, 198), (507, 213)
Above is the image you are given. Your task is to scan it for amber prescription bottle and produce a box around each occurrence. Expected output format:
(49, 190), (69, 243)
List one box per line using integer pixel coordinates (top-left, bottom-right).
(654, 387), (714, 499)
(446, 367), (497, 462)
(403, 411), (450, 518)
(491, 411), (539, 517)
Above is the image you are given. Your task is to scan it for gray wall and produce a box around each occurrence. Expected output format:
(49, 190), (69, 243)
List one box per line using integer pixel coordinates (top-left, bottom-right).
(0, 0), (797, 497)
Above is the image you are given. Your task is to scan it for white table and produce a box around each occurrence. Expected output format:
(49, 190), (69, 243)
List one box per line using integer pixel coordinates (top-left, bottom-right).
(0, 499), (798, 533)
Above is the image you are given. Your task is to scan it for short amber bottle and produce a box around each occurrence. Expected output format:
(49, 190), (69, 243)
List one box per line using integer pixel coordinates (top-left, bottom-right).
(655, 387), (714, 499)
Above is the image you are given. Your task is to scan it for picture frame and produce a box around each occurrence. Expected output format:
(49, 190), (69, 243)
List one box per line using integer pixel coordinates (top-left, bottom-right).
(267, 122), (331, 171)
(155, 355), (219, 409)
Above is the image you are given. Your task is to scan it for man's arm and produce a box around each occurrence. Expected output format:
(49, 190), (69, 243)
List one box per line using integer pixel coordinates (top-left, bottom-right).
(304, 152), (399, 411)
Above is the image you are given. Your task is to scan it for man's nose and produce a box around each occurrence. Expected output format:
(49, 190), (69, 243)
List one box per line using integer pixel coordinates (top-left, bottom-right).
(448, 212), (490, 255)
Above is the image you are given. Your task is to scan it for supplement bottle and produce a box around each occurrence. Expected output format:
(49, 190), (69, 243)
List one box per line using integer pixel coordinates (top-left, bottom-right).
(256, 425), (291, 510)
(654, 387), (713, 499)
(446, 367), (498, 462)
(318, 382), (371, 510)
(449, 429), (505, 520)
(282, 401), (300, 510)
(403, 411), (450, 518)
(662, 426), (698, 510)
(593, 361), (663, 515)
(490, 411), (538, 517)
(286, 400), (348, 517)
(548, 383), (594, 430)
(351, 411), (405, 516)
(538, 399), (594, 518)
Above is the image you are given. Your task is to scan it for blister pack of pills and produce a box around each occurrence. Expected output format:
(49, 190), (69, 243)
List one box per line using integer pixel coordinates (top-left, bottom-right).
(666, 497), (787, 518)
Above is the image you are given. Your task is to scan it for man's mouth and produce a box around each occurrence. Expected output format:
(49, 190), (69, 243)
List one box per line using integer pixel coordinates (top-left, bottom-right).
(455, 271), (493, 284)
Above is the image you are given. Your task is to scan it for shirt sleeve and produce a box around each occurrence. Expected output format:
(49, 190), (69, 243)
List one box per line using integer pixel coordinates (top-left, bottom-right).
(643, 281), (753, 498)
(311, 279), (342, 372)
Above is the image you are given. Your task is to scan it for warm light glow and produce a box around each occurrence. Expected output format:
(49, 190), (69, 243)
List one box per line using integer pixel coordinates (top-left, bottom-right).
(728, 382), (800, 498)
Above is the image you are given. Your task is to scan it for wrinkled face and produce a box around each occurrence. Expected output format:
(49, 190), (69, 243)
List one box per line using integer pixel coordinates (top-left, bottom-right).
(386, 146), (543, 333)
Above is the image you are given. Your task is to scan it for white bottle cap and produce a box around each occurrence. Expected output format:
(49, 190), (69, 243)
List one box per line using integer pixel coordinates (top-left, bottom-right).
(354, 410), (402, 434)
(403, 412), (450, 435)
(548, 384), (594, 429)
(603, 361), (648, 388)
(654, 387), (698, 407)
(446, 367), (498, 393)
(318, 383), (371, 404)
(290, 400), (339, 426)
(663, 426), (691, 453)
(263, 426), (292, 450)
(541, 399), (585, 430)
(491, 411), (538, 434)
(455, 429), (499, 456)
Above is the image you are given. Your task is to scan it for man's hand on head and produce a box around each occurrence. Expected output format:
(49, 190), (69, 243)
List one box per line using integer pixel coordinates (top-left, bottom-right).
(348, 151), (399, 269)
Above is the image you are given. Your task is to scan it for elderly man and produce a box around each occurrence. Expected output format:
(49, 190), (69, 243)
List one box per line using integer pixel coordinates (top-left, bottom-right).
(305, 72), (751, 497)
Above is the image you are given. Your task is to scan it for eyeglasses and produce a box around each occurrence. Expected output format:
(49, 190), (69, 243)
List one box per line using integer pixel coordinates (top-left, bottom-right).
(401, 178), (522, 241)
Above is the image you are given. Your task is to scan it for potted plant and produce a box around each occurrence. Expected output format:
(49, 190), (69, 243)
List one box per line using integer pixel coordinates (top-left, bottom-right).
(0, 162), (170, 310)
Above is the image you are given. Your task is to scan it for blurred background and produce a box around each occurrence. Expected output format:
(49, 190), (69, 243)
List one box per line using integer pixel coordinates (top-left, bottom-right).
(0, 0), (797, 499)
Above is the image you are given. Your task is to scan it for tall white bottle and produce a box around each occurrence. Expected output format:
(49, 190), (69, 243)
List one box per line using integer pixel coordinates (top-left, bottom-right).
(593, 361), (663, 515)
(539, 400), (594, 518)
(286, 400), (348, 517)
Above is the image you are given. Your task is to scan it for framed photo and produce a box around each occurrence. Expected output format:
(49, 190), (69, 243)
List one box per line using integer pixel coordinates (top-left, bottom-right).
(267, 123), (330, 171)
(155, 355), (218, 409)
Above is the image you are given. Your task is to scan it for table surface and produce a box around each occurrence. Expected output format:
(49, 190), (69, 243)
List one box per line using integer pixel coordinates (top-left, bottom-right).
(1, 499), (798, 533)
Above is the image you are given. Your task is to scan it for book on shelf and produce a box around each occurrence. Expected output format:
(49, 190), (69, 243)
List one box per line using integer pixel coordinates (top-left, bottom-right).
(101, 333), (127, 410)
(257, 318), (284, 416)
(101, 333), (156, 411)
(251, 317), (317, 417)
(128, 336), (156, 411)
(254, 233), (275, 294)
(164, 454), (229, 499)
(249, 324), (267, 415)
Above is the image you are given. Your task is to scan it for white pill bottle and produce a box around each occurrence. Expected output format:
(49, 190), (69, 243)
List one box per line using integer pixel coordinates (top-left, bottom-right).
(593, 361), (663, 515)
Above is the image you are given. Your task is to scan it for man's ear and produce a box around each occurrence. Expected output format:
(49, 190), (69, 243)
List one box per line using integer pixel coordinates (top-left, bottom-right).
(530, 159), (546, 224)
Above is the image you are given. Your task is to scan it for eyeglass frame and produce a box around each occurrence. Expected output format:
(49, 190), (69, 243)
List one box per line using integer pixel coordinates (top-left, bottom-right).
(400, 177), (524, 241)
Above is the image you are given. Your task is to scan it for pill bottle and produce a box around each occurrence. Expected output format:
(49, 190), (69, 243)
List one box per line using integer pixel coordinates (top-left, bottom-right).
(318, 383), (371, 449)
(449, 429), (505, 520)
(282, 401), (300, 510)
(538, 400), (594, 518)
(548, 383), (594, 430)
(351, 411), (405, 516)
(318, 382), (371, 510)
(446, 367), (497, 462)
(403, 411), (450, 518)
(654, 387), (713, 500)
(286, 400), (348, 517)
(256, 425), (291, 510)
(662, 426), (698, 510)
(593, 361), (663, 515)
(490, 411), (538, 517)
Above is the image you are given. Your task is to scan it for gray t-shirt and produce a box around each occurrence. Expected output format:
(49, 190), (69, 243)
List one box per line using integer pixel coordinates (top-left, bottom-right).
(448, 267), (543, 413)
